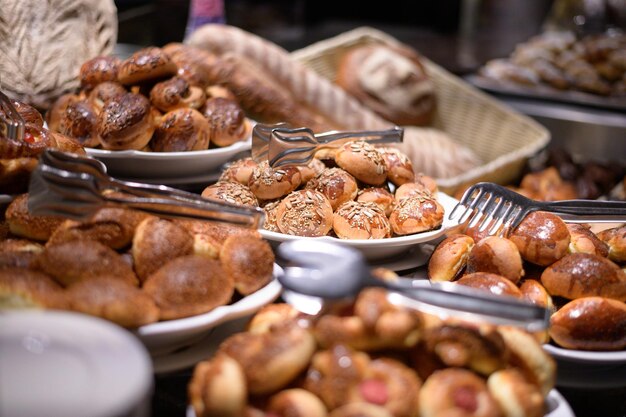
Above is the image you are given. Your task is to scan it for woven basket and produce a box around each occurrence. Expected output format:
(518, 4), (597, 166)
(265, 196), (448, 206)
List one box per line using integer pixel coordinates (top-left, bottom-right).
(290, 27), (551, 195)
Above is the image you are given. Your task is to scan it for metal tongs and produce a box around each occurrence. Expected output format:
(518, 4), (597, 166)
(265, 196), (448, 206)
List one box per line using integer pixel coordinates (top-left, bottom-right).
(28, 149), (265, 228)
(0, 90), (25, 141)
(277, 240), (550, 332)
(251, 122), (404, 168)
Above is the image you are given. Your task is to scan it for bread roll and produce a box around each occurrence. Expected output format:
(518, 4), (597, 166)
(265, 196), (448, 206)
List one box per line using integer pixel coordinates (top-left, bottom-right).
(456, 272), (523, 299)
(5, 193), (63, 241)
(466, 236), (524, 284)
(149, 76), (206, 112)
(508, 211), (570, 266)
(202, 97), (251, 147)
(567, 223), (609, 257)
(248, 161), (302, 201)
(428, 234), (475, 282)
(0, 239), (43, 269)
(0, 267), (67, 309)
(519, 279), (554, 311)
(276, 190), (334, 237)
(305, 167), (358, 211)
(219, 157), (258, 185)
(356, 187), (395, 217)
(377, 146), (415, 186)
(201, 181), (258, 207)
(88, 81), (127, 112)
(151, 107), (210, 152)
(79, 55), (121, 91)
(267, 389), (327, 417)
(333, 201), (391, 240)
(96, 92), (155, 150)
(597, 224), (626, 263)
(220, 234), (275, 296)
(334, 141), (387, 186)
(487, 369), (545, 417)
(389, 194), (444, 236)
(118, 46), (177, 86)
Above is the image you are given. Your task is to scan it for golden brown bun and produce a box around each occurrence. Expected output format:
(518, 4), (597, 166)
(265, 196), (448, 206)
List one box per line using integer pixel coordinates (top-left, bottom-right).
(88, 81), (127, 113)
(305, 167), (358, 211)
(457, 272), (523, 299)
(428, 234), (475, 282)
(389, 194), (444, 236)
(487, 369), (545, 417)
(336, 44), (436, 126)
(247, 303), (305, 334)
(261, 200), (281, 233)
(132, 217), (194, 283)
(418, 368), (500, 417)
(202, 97), (251, 147)
(219, 319), (316, 395)
(276, 190), (334, 237)
(188, 353), (248, 417)
(567, 223), (609, 257)
(550, 297), (626, 351)
(0, 238), (44, 269)
(96, 92), (155, 150)
(466, 236), (525, 284)
(333, 201), (391, 240)
(66, 277), (159, 328)
(36, 240), (139, 287)
(143, 255), (234, 320)
(541, 252), (626, 301)
(118, 47), (177, 86)
(219, 234), (275, 296)
(151, 107), (210, 152)
(219, 157), (258, 185)
(519, 167), (577, 201)
(334, 141), (387, 186)
(201, 181), (258, 207)
(46, 93), (80, 133)
(5, 194), (63, 241)
(6, 99), (44, 127)
(297, 158), (326, 184)
(150, 76), (206, 112)
(173, 219), (261, 246)
(508, 211), (571, 266)
(357, 187), (395, 217)
(267, 389), (328, 417)
(248, 161), (302, 201)
(0, 267), (67, 309)
(377, 146), (415, 186)
(1, 123), (56, 159)
(79, 55), (122, 90)
(597, 224), (626, 263)
(519, 279), (554, 311)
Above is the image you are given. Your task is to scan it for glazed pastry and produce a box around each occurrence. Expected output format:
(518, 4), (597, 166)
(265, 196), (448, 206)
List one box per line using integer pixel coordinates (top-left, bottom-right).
(428, 234), (474, 282)
(248, 160), (302, 201)
(46, 93), (80, 133)
(275, 190), (334, 237)
(151, 107), (211, 152)
(219, 234), (275, 295)
(79, 55), (122, 90)
(219, 157), (258, 185)
(247, 303), (305, 334)
(519, 167), (577, 201)
(597, 225), (626, 263)
(335, 141), (387, 186)
(143, 255), (234, 320)
(266, 389), (328, 417)
(297, 157), (326, 184)
(519, 279), (554, 311)
(201, 181), (258, 207)
(202, 97), (252, 147)
(377, 147), (415, 186)
(0, 267), (67, 309)
(150, 76), (206, 112)
(456, 272), (523, 299)
(508, 211), (570, 266)
(394, 180), (436, 201)
(5, 194), (63, 241)
(567, 223), (609, 257)
(96, 92), (155, 150)
(7, 99), (44, 127)
(466, 236), (525, 284)
(117, 46), (177, 86)
(58, 99), (100, 147)
(333, 201), (391, 240)
(87, 81), (127, 113)
(356, 187), (395, 217)
(388, 193), (444, 236)
(0, 239), (43, 269)
(305, 167), (359, 211)
(487, 369), (545, 417)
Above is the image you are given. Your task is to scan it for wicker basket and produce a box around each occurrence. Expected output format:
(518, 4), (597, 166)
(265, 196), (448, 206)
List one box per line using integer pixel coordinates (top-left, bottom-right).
(290, 27), (551, 195)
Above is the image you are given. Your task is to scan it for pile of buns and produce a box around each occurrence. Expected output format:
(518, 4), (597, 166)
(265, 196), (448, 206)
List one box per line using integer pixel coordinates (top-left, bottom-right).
(204, 142), (444, 239)
(0, 193), (275, 327)
(428, 212), (626, 351)
(45, 45), (252, 152)
(188, 293), (556, 417)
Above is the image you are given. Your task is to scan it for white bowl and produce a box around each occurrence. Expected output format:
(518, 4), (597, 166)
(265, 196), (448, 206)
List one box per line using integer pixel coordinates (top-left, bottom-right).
(134, 265), (283, 357)
(86, 137), (251, 179)
(260, 192), (460, 261)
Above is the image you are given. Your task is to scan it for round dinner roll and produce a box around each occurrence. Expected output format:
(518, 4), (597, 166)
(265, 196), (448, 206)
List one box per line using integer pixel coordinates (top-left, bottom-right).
(96, 92), (155, 150)
(149, 76), (206, 112)
(297, 157), (326, 184)
(333, 201), (391, 240)
(566, 223), (609, 257)
(46, 93), (80, 133)
(276, 190), (334, 237)
(357, 187), (395, 217)
(457, 272), (523, 299)
(508, 211), (571, 266)
(0, 267), (67, 310)
(88, 81), (127, 113)
(335, 141), (387, 186)
(201, 181), (258, 207)
(428, 234), (475, 282)
(151, 107), (211, 152)
(219, 157), (258, 185)
(541, 252), (626, 301)
(7, 99), (44, 128)
(66, 276), (159, 328)
(202, 97), (252, 147)
(35, 240), (139, 287)
(118, 46), (177, 86)
(267, 389), (328, 417)
(261, 200), (281, 233)
(132, 217), (194, 283)
(466, 236), (525, 284)
(143, 255), (234, 320)
(220, 234), (275, 296)
(487, 369), (545, 417)
(519, 279), (554, 311)
(389, 194), (444, 236)
(79, 55), (122, 91)
(377, 146), (415, 186)
(0, 239), (43, 269)
(550, 297), (626, 351)
(305, 167), (359, 211)
(247, 303), (306, 334)
(248, 160), (302, 201)
(596, 224), (626, 263)
(5, 193), (64, 241)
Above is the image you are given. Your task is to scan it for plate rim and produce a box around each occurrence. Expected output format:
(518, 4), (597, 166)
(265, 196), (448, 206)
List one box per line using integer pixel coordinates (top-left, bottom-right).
(543, 343), (626, 365)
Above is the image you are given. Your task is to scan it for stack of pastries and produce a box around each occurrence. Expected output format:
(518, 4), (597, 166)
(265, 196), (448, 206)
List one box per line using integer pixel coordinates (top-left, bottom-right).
(188, 294), (557, 417)
(0, 193), (275, 327)
(428, 212), (626, 351)
(203, 142), (444, 239)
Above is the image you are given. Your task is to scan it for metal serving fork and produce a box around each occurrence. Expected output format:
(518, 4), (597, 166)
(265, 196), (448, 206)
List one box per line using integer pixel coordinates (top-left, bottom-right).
(0, 90), (25, 141)
(28, 149), (265, 228)
(449, 182), (626, 236)
(251, 123), (404, 167)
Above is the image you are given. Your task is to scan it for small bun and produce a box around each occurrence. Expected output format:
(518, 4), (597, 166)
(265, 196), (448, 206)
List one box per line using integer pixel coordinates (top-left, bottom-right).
(335, 141), (387, 185)
(389, 194), (444, 236)
(97, 92), (155, 150)
(508, 211), (570, 266)
(152, 107), (211, 152)
(0, 267), (67, 309)
(267, 389), (327, 417)
(88, 81), (127, 113)
(262, 200), (281, 233)
(248, 161), (302, 201)
(297, 158), (326, 184)
(466, 236), (525, 284)
(0, 239), (43, 269)
(333, 201), (391, 240)
(202, 97), (251, 147)
(357, 187), (395, 216)
(150, 76), (206, 112)
(5, 193), (63, 241)
(201, 181), (258, 207)
(519, 279), (554, 311)
(219, 157), (258, 185)
(377, 147), (415, 186)
(276, 190), (334, 237)
(305, 167), (358, 211)
(59, 99), (100, 147)
(118, 47), (177, 85)
(428, 234), (475, 282)
(220, 234), (275, 295)
(567, 223), (609, 257)
(394, 180), (436, 202)
(46, 93), (80, 133)
(597, 224), (626, 263)
(80, 55), (122, 91)
(487, 369), (545, 417)
(11, 100), (44, 127)
(457, 272), (523, 299)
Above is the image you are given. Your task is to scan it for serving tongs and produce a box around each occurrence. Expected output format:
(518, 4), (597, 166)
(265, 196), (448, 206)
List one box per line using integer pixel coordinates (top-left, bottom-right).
(277, 240), (551, 332)
(0, 90), (25, 141)
(450, 182), (626, 236)
(251, 122), (404, 167)
(28, 149), (265, 228)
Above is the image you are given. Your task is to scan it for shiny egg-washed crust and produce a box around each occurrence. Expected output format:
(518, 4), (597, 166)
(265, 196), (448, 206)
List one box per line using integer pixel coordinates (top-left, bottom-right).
(88, 81), (127, 112)
(117, 46), (177, 86)
(219, 157), (258, 185)
(298, 158), (326, 184)
(276, 189), (334, 237)
(333, 201), (391, 240)
(248, 161), (302, 201)
(487, 369), (545, 417)
(456, 272), (523, 299)
(58, 99), (99, 147)
(466, 236), (525, 285)
(219, 234), (275, 296)
(66, 276), (159, 328)
(376, 147), (415, 186)
(388, 194), (443, 236)
(508, 211), (571, 266)
(201, 181), (259, 207)
(305, 167), (358, 211)
(567, 223), (609, 257)
(266, 389), (328, 417)
(0, 238), (44, 269)
(151, 107), (210, 152)
(143, 255), (234, 320)
(356, 187), (395, 217)
(150, 76), (206, 112)
(597, 224), (626, 263)
(96, 92), (155, 150)
(79, 55), (121, 90)
(5, 194), (64, 241)
(334, 141), (387, 186)
(519, 279), (554, 311)
(428, 234), (475, 282)
(202, 97), (252, 147)
(0, 267), (67, 309)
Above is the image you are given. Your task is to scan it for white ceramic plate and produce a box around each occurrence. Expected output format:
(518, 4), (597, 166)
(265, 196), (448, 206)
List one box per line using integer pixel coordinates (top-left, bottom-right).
(86, 137), (251, 179)
(543, 344), (626, 365)
(116, 170), (222, 187)
(134, 265), (282, 357)
(186, 389), (574, 417)
(260, 192), (459, 261)
(0, 310), (153, 417)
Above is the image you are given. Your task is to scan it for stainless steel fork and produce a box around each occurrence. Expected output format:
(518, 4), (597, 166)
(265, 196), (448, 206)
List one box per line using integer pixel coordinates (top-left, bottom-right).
(449, 182), (626, 236)
(0, 90), (25, 141)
